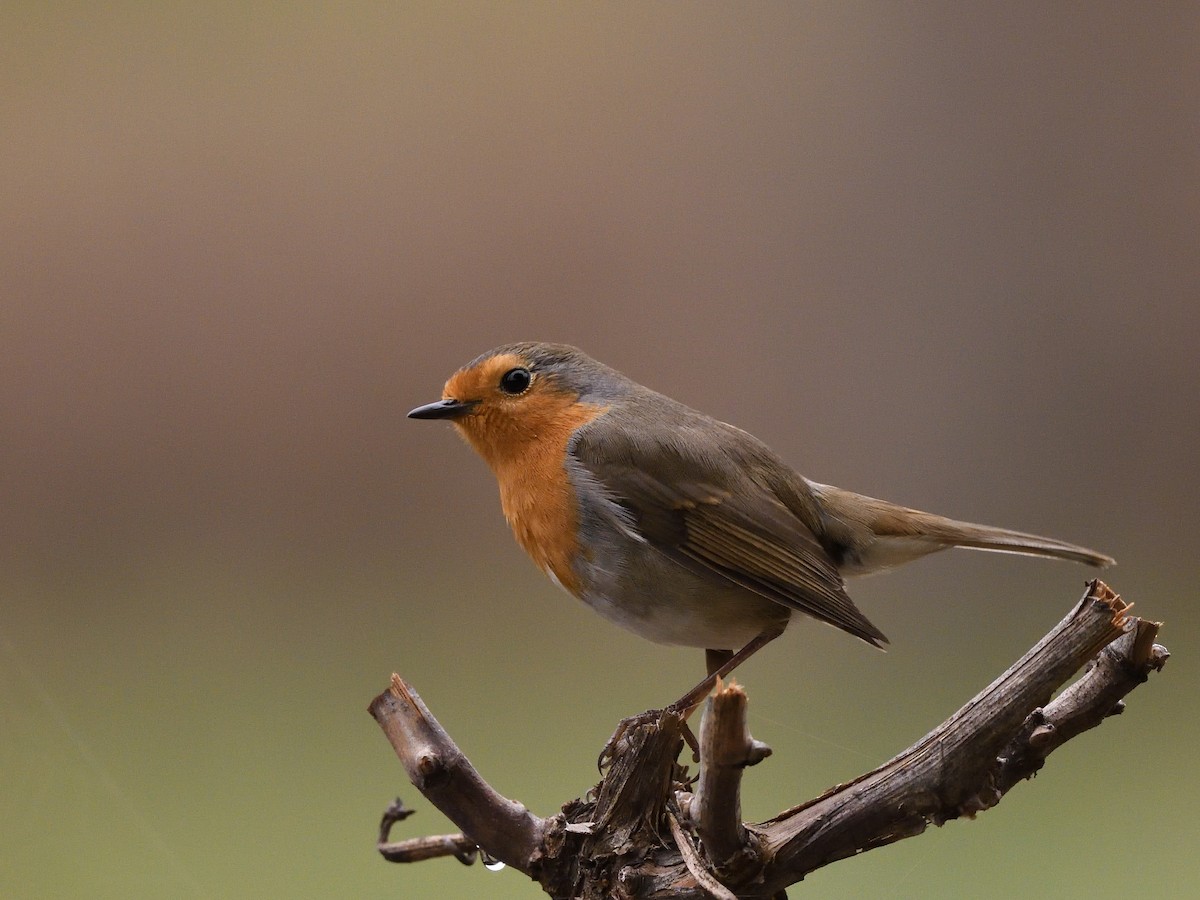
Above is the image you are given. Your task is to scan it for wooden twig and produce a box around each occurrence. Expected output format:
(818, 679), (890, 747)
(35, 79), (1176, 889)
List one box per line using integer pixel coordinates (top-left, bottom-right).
(692, 682), (770, 875)
(369, 581), (1168, 898)
(752, 580), (1145, 892)
(667, 809), (738, 900)
(368, 674), (547, 872)
(375, 798), (479, 864)
(378, 831), (479, 865)
(980, 615), (1168, 809)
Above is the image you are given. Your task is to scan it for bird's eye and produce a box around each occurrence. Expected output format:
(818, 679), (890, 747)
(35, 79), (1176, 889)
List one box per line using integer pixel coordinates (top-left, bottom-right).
(499, 367), (532, 395)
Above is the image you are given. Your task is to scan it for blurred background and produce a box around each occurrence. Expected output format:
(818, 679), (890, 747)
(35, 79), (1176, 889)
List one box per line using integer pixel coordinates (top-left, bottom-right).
(2, 3), (1196, 898)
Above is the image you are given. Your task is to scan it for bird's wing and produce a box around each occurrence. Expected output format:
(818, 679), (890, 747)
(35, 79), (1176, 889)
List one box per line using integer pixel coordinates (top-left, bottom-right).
(570, 416), (887, 647)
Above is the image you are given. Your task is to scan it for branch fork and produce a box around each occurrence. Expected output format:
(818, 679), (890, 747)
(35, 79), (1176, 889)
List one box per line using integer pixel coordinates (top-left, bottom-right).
(369, 581), (1167, 897)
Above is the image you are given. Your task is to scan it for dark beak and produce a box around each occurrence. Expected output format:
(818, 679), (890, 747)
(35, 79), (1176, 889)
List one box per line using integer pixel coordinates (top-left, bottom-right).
(407, 398), (477, 420)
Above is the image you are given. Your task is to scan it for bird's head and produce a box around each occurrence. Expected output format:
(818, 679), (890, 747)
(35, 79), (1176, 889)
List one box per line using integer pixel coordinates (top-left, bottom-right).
(408, 342), (619, 467)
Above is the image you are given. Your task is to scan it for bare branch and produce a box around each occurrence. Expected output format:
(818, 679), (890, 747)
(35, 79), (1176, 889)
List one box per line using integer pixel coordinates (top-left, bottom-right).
(368, 674), (547, 872)
(667, 809), (738, 900)
(981, 616), (1168, 808)
(755, 580), (1144, 892)
(375, 798), (478, 864)
(378, 832), (479, 865)
(693, 682), (770, 874)
(370, 581), (1167, 898)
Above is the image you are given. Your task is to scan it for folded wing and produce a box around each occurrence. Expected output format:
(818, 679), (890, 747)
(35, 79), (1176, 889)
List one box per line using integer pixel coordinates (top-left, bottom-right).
(571, 423), (887, 647)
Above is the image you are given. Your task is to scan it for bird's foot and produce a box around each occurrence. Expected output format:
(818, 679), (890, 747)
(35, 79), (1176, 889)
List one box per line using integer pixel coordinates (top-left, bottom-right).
(596, 706), (700, 771)
(597, 708), (663, 771)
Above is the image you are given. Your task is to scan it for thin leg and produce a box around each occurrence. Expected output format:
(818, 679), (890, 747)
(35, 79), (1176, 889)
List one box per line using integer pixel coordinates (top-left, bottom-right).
(677, 650), (734, 763)
(598, 622), (787, 771)
(705, 648), (735, 677)
(671, 622), (787, 715)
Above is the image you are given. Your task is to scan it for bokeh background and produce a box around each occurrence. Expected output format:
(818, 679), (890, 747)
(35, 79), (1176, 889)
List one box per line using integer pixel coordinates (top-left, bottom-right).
(3, 3), (1196, 898)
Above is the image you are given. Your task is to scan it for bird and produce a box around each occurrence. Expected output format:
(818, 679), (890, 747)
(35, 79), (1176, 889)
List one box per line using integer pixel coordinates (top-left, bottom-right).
(408, 342), (1113, 711)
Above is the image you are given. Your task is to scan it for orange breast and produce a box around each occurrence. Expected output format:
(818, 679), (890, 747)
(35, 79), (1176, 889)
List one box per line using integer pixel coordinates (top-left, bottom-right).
(456, 392), (608, 596)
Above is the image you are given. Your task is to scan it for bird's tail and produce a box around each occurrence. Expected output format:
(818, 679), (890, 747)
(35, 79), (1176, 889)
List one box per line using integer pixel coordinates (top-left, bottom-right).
(808, 482), (1114, 575)
(925, 519), (1115, 567)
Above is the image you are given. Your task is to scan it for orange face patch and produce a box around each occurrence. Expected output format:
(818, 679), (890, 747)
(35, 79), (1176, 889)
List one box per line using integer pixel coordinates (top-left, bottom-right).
(442, 351), (607, 595)
(442, 352), (528, 408)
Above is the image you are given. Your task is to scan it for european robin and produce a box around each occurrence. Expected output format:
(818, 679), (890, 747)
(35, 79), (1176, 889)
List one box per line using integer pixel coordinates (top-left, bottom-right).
(409, 342), (1112, 709)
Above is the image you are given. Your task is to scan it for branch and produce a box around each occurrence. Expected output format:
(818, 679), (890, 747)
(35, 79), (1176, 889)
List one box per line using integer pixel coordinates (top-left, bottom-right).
(367, 675), (547, 872)
(754, 580), (1158, 892)
(369, 581), (1167, 897)
(980, 616), (1167, 807)
(681, 682), (771, 876)
(375, 798), (478, 864)
(668, 808), (739, 900)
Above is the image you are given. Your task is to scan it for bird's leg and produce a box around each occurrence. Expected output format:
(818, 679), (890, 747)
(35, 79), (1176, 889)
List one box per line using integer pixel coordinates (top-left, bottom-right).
(670, 622), (787, 716)
(705, 648), (735, 677)
(669, 650), (737, 762)
(598, 623), (786, 771)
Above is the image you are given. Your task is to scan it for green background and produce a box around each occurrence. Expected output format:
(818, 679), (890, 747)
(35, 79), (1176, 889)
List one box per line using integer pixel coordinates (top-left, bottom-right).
(3, 3), (1195, 898)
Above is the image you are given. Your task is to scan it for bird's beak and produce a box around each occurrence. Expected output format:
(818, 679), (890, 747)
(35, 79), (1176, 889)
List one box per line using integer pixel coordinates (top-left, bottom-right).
(407, 398), (478, 420)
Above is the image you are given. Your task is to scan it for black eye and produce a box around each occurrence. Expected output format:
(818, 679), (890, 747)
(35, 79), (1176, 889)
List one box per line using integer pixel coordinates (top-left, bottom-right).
(499, 367), (532, 395)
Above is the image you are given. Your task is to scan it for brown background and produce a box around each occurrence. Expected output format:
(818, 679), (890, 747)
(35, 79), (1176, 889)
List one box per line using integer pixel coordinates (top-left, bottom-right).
(3, 4), (1197, 898)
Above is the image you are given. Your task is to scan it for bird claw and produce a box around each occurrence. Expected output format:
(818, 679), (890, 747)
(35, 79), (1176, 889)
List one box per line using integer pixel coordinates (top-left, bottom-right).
(596, 708), (666, 771)
(595, 706), (703, 770)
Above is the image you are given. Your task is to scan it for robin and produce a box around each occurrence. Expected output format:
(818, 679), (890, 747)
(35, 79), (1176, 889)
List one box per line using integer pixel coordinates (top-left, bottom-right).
(409, 342), (1112, 711)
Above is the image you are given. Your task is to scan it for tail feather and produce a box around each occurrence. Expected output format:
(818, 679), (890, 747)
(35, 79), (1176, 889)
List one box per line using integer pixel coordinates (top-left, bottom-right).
(807, 482), (1115, 574)
(935, 522), (1115, 568)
